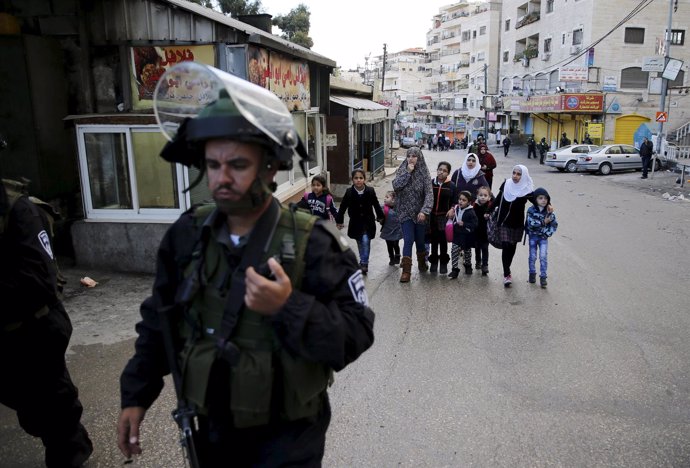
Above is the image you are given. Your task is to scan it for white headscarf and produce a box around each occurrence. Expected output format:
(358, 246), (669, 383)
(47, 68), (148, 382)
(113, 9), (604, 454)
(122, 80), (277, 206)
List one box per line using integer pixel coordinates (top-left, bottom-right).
(461, 153), (481, 182)
(503, 164), (534, 202)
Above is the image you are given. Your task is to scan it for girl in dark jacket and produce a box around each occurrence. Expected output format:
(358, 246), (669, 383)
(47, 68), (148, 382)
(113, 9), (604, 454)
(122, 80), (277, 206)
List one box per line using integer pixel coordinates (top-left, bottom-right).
(296, 174), (338, 221)
(493, 164), (534, 287)
(336, 169), (384, 275)
(429, 161), (457, 274)
(450, 153), (489, 198)
(449, 190), (478, 278)
(472, 185), (494, 276)
(477, 144), (497, 189)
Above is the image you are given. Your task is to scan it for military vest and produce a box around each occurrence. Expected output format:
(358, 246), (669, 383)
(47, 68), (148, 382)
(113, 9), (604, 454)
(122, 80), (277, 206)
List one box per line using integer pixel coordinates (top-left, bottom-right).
(179, 204), (332, 428)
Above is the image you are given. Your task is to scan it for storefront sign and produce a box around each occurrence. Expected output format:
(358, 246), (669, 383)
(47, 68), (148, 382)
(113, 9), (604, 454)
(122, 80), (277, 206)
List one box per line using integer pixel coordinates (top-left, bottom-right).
(437, 124), (454, 132)
(130, 45), (215, 109)
(559, 66), (588, 82)
(561, 94), (604, 112)
(521, 95), (561, 112)
(642, 56), (665, 72)
(587, 123), (603, 138)
(603, 75), (617, 91)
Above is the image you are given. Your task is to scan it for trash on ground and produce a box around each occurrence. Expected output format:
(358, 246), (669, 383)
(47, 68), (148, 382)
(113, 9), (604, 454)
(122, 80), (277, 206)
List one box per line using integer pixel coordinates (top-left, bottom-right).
(80, 277), (98, 288)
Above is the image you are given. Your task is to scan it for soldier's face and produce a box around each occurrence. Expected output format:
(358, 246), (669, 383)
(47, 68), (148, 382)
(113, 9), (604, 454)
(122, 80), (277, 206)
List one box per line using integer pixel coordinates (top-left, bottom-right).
(205, 140), (263, 204)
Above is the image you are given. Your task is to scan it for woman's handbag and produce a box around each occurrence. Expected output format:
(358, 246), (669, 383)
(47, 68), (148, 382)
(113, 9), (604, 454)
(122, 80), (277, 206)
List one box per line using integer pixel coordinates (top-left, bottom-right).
(487, 197), (504, 249)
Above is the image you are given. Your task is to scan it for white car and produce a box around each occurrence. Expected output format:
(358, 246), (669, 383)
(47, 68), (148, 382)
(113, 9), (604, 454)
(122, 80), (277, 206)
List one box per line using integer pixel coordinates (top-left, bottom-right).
(545, 144), (600, 173)
(575, 144), (666, 175)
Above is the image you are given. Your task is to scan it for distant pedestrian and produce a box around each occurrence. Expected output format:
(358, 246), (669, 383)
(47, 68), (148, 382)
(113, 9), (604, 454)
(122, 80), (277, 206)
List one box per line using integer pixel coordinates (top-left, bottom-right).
(380, 191), (402, 266)
(477, 144), (497, 189)
(559, 133), (571, 147)
(639, 136), (654, 179)
(582, 133), (593, 144)
(526, 187), (558, 288)
(502, 135), (512, 157)
(468, 133), (485, 155)
(538, 137), (549, 165)
(432, 134), (438, 151)
(527, 136), (537, 159)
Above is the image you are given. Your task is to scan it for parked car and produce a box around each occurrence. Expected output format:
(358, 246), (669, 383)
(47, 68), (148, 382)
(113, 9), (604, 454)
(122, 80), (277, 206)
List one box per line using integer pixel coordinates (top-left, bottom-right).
(401, 136), (417, 148)
(545, 144), (600, 173)
(575, 144), (666, 175)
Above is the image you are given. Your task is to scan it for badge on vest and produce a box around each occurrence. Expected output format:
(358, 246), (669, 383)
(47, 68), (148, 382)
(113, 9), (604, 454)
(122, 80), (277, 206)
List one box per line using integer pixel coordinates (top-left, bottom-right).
(348, 270), (369, 307)
(38, 230), (53, 259)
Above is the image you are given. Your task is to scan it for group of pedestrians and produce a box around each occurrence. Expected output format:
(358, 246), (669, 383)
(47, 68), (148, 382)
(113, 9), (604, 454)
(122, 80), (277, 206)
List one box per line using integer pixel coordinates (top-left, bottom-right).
(427, 133), (452, 152)
(300, 143), (558, 289)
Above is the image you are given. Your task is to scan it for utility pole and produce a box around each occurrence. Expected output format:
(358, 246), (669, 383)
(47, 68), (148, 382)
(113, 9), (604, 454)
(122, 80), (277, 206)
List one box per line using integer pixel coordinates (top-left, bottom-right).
(483, 63), (489, 139)
(656, 0), (675, 155)
(381, 43), (387, 93)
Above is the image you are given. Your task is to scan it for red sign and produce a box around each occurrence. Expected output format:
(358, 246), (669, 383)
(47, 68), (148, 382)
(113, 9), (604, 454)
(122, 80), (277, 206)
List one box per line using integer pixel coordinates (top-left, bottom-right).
(656, 111), (668, 122)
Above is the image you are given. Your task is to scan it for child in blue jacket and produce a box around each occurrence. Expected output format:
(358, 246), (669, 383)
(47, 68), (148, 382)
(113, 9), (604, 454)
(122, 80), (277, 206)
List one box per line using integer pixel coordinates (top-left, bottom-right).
(297, 174), (338, 221)
(526, 187), (558, 288)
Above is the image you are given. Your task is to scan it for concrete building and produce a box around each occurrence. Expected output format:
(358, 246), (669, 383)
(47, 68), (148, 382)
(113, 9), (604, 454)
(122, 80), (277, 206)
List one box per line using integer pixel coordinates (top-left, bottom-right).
(498, 0), (690, 147)
(424, 1), (502, 143)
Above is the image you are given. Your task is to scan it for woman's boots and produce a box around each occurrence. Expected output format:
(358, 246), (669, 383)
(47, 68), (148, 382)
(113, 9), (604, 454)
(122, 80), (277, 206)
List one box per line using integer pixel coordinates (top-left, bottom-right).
(417, 252), (428, 272)
(400, 256), (413, 283)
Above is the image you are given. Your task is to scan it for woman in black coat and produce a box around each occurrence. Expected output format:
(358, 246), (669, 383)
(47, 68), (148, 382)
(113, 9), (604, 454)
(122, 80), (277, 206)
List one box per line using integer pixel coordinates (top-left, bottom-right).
(336, 169), (384, 274)
(493, 164), (534, 287)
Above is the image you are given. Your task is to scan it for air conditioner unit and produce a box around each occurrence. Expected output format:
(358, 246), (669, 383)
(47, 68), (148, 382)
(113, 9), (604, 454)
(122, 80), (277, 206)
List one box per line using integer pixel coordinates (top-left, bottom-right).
(521, 57), (530, 67)
(540, 52), (551, 61)
(570, 45), (581, 55)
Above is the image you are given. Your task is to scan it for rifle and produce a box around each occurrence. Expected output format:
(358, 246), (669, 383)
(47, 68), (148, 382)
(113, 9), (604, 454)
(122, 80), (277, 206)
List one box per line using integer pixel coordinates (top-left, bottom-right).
(158, 304), (201, 468)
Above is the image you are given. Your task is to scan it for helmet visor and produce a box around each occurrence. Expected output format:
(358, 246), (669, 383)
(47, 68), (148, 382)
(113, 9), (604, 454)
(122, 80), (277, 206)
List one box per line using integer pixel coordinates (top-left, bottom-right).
(154, 62), (296, 148)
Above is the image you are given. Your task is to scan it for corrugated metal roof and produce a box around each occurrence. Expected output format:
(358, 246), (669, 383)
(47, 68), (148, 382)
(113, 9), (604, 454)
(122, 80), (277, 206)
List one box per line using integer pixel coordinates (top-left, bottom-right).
(330, 95), (388, 110)
(164, 0), (336, 67)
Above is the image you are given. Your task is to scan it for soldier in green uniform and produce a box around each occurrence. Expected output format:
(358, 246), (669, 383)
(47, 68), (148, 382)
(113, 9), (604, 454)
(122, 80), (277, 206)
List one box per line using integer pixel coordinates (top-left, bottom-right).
(117, 63), (375, 467)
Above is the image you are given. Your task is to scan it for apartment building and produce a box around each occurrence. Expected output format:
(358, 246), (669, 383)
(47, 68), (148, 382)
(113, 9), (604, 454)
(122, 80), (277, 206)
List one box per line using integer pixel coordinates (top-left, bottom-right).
(424, 1), (502, 142)
(499, 0), (690, 146)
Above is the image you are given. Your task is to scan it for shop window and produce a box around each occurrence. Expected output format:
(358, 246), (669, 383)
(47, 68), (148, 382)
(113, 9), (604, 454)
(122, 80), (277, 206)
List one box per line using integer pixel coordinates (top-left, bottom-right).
(77, 125), (187, 220)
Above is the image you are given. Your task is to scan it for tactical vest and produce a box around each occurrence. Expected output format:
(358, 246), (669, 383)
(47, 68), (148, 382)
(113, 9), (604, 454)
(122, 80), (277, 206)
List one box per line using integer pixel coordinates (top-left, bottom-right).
(179, 204), (332, 428)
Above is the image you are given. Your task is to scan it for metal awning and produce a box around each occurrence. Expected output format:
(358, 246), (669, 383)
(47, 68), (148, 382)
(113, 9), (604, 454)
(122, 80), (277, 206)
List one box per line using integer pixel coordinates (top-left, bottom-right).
(330, 95), (389, 124)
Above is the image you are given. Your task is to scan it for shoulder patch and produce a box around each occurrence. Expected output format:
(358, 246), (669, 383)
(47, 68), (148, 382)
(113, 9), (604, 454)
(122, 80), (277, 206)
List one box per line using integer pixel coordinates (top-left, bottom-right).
(347, 270), (369, 307)
(38, 230), (54, 259)
(318, 221), (351, 252)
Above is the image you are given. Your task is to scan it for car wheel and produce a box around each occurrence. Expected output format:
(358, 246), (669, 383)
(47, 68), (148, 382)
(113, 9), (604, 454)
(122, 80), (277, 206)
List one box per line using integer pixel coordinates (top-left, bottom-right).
(599, 163), (612, 175)
(565, 160), (577, 173)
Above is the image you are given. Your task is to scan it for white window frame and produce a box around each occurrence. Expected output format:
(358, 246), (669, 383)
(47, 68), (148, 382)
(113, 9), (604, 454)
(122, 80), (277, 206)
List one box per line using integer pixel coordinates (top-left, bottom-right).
(76, 124), (188, 222)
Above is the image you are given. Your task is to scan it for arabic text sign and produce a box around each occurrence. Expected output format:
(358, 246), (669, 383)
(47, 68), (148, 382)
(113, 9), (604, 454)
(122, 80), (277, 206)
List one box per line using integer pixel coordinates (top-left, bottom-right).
(561, 94), (604, 112)
(559, 66), (588, 82)
(642, 56), (665, 72)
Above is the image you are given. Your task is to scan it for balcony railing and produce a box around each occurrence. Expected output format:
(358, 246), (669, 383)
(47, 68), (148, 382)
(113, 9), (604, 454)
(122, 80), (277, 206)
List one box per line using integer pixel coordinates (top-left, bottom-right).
(515, 12), (540, 29)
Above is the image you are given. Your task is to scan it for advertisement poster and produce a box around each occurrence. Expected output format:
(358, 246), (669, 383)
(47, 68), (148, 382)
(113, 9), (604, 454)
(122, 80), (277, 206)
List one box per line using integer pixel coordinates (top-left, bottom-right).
(247, 45), (270, 89)
(268, 52), (310, 111)
(561, 94), (604, 112)
(559, 66), (588, 82)
(130, 45), (215, 109)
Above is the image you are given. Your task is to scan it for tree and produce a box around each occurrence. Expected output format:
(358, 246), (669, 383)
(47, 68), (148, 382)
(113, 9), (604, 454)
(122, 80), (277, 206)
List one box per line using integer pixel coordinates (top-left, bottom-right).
(186, 0), (262, 17)
(272, 4), (313, 49)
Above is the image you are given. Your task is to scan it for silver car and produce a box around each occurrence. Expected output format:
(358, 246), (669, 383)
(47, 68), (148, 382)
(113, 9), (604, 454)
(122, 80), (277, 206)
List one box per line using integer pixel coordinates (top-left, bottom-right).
(575, 144), (665, 175)
(545, 144), (600, 173)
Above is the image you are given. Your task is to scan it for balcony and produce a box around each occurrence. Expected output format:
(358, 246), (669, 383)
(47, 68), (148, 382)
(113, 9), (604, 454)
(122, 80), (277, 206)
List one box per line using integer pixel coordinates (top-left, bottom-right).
(515, 11), (540, 29)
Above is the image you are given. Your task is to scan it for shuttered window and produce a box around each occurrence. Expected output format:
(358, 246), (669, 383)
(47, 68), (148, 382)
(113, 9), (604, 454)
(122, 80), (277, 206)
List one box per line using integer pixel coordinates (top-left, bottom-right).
(624, 27), (645, 44)
(620, 67), (648, 89)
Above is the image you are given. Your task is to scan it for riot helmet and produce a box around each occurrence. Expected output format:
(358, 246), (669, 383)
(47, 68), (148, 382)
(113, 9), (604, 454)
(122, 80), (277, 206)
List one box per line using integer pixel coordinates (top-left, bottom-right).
(154, 62), (309, 172)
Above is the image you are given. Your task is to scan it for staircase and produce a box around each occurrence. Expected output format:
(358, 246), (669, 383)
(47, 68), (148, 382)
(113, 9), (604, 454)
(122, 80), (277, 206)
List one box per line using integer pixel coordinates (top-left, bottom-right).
(665, 121), (690, 167)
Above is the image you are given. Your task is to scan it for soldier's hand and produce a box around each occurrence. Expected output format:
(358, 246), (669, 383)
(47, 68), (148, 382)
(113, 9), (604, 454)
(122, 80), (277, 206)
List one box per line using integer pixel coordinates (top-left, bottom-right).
(117, 406), (146, 458)
(245, 257), (292, 315)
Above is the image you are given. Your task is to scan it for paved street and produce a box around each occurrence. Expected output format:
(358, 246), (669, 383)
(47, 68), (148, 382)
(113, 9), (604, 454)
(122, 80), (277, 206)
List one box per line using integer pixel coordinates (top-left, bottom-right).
(2, 147), (690, 467)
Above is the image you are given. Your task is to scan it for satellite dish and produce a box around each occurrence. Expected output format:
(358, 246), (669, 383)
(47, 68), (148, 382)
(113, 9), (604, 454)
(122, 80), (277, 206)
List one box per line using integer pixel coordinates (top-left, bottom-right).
(472, 119), (483, 129)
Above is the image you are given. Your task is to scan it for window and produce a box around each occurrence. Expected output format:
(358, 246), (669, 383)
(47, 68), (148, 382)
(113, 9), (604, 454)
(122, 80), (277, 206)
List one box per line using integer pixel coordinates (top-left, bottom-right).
(477, 52), (486, 61)
(473, 30), (477, 39)
(620, 67), (649, 88)
(546, 0), (554, 13)
(77, 126), (187, 220)
(624, 27), (645, 44)
(471, 56), (476, 63)
(562, 33), (566, 45)
(503, 50), (509, 62)
(544, 38), (552, 53)
(670, 29), (685, 45)
(480, 26), (486, 36)
(505, 19), (510, 31)
(669, 70), (685, 88)
(572, 28), (583, 46)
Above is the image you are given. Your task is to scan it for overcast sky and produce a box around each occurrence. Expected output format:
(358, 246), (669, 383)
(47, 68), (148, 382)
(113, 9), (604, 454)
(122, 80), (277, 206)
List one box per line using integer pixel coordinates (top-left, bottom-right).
(259, 1), (446, 69)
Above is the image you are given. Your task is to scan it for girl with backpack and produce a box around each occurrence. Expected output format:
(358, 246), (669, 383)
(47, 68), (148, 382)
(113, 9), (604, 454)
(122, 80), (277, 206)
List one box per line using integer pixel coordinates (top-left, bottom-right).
(297, 174), (338, 222)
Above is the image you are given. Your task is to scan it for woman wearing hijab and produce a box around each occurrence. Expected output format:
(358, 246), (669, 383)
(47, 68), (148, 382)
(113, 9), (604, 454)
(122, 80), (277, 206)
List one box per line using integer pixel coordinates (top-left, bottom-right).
(450, 153), (489, 197)
(493, 164), (534, 287)
(477, 144), (497, 189)
(392, 146), (434, 283)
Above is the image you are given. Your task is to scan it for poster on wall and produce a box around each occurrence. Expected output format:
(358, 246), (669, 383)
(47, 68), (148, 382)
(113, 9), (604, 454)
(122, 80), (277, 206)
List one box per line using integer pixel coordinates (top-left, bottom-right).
(247, 45), (270, 89)
(130, 45), (215, 109)
(269, 52), (310, 111)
